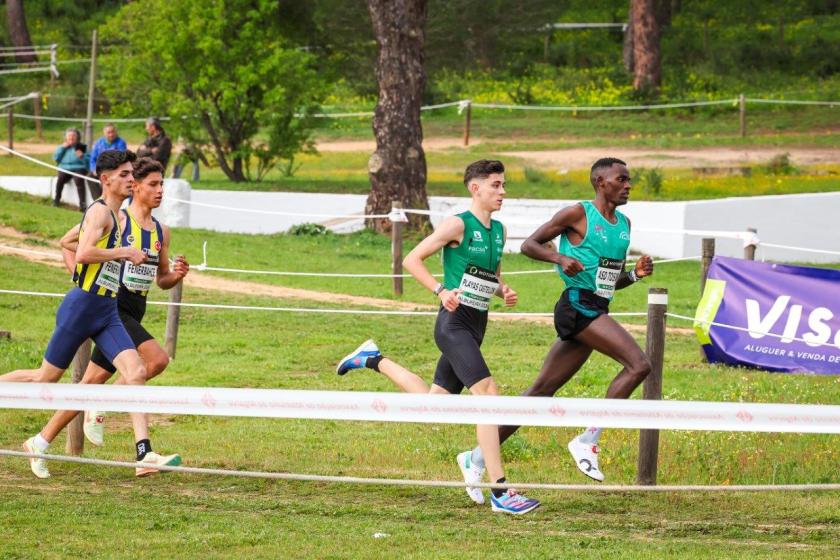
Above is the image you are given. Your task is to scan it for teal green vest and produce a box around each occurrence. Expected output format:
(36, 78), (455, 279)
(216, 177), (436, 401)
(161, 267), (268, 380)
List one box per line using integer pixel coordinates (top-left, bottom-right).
(557, 201), (630, 301)
(443, 211), (504, 311)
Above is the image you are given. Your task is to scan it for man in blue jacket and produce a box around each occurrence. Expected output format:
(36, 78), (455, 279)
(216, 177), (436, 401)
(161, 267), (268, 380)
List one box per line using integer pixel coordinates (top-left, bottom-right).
(53, 128), (90, 211)
(88, 124), (127, 199)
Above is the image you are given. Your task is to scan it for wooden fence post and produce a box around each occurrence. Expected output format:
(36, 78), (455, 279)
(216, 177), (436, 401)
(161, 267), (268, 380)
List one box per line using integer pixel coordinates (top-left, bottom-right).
(66, 339), (91, 456)
(743, 227), (758, 260)
(164, 280), (183, 358)
(739, 94), (746, 138)
(462, 100), (472, 147)
(33, 92), (43, 140)
(637, 287), (668, 486)
(701, 238), (715, 295)
(391, 200), (404, 296)
(6, 111), (13, 155)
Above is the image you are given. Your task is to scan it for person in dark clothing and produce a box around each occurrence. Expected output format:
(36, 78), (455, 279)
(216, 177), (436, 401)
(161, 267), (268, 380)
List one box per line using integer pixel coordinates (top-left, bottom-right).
(137, 117), (173, 172)
(53, 128), (90, 211)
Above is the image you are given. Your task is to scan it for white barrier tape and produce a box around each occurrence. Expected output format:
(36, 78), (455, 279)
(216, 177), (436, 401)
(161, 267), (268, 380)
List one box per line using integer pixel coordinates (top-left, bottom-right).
(2, 382), (840, 433)
(0, 93), (38, 111)
(0, 287), (649, 318)
(667, 312), (840, 351)
(470, 99), (736, 112)
(1, 450), (838, 492)
(634, 228), (757, 242)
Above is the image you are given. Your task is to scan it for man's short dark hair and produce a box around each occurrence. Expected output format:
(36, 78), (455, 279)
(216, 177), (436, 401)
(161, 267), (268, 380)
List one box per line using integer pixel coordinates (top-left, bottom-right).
(133, 157), (164, 182)
(463, 159), (505, 187)
(96, 149), (137, 177)
(590, 157), (627, 188)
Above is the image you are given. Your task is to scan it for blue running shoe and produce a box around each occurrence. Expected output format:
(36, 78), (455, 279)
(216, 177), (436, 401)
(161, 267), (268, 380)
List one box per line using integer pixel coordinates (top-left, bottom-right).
(336, 339), (380, 376)
(490, 489), (541, 515)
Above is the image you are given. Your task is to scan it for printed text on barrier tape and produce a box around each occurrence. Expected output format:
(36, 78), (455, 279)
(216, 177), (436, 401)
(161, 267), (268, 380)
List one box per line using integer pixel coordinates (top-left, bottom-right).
(1, 383), (840, 434)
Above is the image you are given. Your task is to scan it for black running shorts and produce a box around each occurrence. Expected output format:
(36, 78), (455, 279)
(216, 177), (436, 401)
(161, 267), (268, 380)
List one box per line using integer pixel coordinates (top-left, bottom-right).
(90, 289), (154, 374)
(553, 288), (610, 341)
(432, 305), (491, 394)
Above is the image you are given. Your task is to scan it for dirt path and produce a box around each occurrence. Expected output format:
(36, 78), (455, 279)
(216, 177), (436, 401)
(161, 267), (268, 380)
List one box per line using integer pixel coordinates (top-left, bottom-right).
(499, 147), (840, 169)
(0, 228), (693, 335)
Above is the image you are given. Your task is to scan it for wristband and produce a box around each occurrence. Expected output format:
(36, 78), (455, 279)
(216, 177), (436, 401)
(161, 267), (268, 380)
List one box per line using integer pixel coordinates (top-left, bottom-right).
(628, 269), (639, 283)
(433, 282), (444, 296)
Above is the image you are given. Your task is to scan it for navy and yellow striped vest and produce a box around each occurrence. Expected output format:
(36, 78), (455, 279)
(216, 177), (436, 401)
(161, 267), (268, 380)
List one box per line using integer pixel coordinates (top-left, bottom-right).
(119, 208), (163, 296)
(73, 199), (122, 297)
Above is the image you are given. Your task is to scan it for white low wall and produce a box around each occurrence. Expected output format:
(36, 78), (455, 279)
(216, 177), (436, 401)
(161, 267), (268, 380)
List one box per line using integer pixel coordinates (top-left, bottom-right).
(2, 176), (838, 263)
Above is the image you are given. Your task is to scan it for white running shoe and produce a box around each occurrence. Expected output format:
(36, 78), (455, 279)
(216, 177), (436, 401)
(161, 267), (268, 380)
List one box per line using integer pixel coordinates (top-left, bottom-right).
(456, 450), (485, 504)
(22, 437), (50, 479)
(135, 451), (182, 477)
(567, 435), (605, 482)
(83, 411), (105, 446)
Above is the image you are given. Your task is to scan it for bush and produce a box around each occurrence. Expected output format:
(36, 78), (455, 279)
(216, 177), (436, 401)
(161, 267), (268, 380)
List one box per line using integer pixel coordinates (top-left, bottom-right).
(523, 166), (548, 183)
(764, 153), (798, 175)
(288, 223), (330, 236)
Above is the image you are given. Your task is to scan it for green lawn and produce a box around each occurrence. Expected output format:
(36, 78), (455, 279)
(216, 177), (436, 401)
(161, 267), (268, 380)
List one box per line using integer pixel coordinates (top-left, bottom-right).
(1, 189), (840, 557)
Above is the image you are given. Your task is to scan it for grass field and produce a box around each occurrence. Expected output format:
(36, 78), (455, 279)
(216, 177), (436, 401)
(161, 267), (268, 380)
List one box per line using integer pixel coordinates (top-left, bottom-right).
(1, 192), (840, 558)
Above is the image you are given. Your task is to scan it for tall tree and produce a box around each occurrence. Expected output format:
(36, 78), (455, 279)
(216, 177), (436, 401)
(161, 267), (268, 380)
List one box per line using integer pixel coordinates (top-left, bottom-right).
(365, 0), (430, 232)
(631, 0), (661, 92)
(5, 0), (37, 64)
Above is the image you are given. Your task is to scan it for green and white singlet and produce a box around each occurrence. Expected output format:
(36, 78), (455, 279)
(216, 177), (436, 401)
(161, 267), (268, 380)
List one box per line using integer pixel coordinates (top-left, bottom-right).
(557, 200), (630, 301)
(442, 211), (505, 311)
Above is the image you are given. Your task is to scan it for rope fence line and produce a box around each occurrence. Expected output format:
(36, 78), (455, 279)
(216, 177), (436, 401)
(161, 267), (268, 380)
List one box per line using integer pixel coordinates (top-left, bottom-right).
(0, 287), (647, 318)
(1, 450), (837, 492)
(666, 312), (840, 351)
(7, 97), (837, 121)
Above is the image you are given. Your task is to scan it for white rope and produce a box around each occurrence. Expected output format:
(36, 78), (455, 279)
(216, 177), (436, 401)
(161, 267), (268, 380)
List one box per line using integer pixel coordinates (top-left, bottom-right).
(0, 287), (649, 318)
(746, 98), (840, 107)
(1, 450), (837, 492)
(0, 145), (97, 182)
(666, 312), (840, 351)
(11, 113), (164, 123)
(471, 99), (737, 112)
(0, 92), (37, 111)
(758, 242), (840, 257)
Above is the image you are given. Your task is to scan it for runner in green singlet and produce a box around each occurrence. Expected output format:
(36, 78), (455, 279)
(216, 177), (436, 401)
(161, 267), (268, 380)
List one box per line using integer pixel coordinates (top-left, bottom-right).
(336, 160), (540, 515)
(498, 157), (655, 482)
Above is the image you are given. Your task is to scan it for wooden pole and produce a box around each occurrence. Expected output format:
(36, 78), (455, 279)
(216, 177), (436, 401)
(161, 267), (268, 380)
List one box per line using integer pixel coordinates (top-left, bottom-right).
(463, 101), (472, 147)
(7, 111), (13, 155)
(164, 280), (183, 358)
(33, 92), (42, 140)
(391, 200), (404, 296)
(637, 287), (668, 486)
(743, 227), (758, 260)
(84, 29), (98, 147)
(701, 238), (715, 295)
(66, 339), (92, 456)
(739, 93), (746, 138)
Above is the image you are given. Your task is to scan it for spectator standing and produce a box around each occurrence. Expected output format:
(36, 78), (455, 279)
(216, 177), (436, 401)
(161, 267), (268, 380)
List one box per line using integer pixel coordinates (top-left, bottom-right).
(137, 117), (172, 173)
(52, 128), (90, 211)
(88, 124), (128, 198)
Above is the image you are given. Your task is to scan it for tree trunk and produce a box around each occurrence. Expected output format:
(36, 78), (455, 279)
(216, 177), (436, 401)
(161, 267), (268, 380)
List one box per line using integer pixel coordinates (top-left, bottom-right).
(365, 0), (430, 233)
(632, 0), (661, 93)
(6, 0), (37, 64)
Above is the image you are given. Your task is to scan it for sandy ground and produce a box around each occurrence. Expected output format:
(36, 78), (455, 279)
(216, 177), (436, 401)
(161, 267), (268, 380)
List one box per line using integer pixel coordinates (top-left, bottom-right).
(0, 226), (692, 335)
(500, 146), (840, 170)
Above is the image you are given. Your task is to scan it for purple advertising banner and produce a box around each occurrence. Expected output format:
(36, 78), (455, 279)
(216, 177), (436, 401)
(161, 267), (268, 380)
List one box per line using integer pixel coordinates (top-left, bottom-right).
(694, 256), (840, 374)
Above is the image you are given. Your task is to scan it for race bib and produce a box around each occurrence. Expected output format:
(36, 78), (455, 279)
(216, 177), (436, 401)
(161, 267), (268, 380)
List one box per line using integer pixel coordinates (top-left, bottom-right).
(94, 260), (122, 292)
(122, 252), (159, 292)
(458, 264), (500, 311)
(595, 257), (624, 299)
